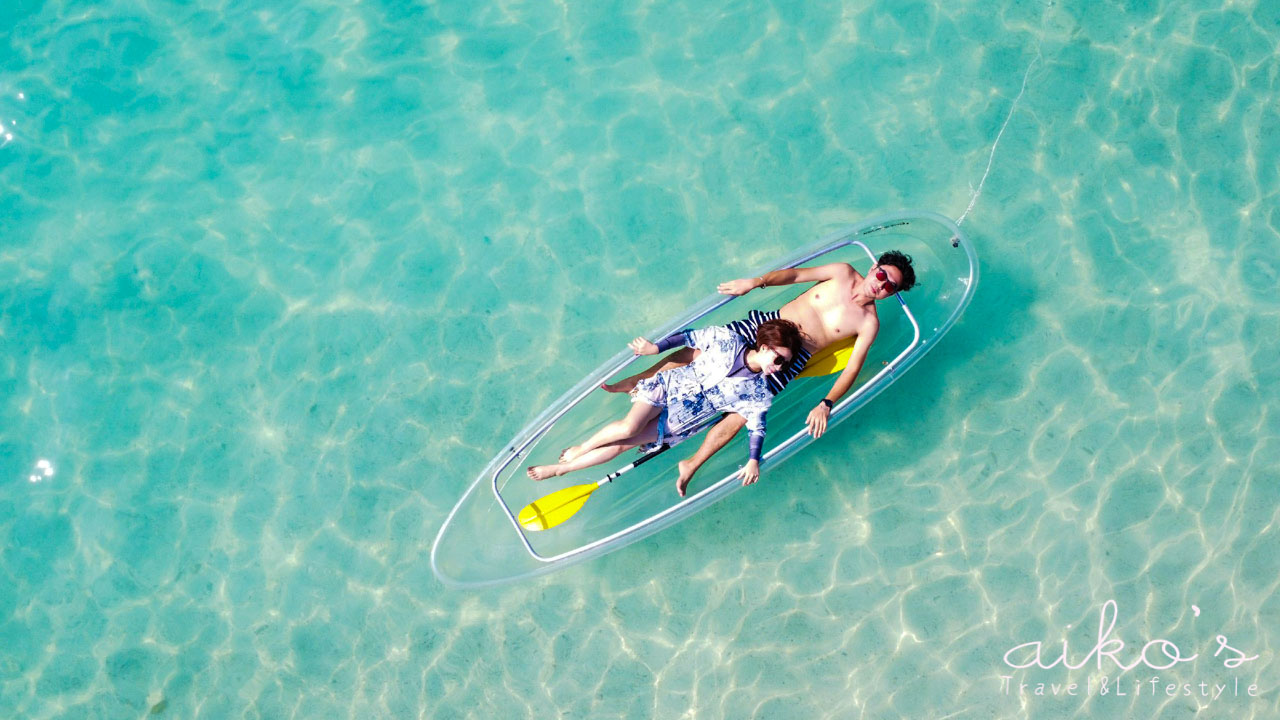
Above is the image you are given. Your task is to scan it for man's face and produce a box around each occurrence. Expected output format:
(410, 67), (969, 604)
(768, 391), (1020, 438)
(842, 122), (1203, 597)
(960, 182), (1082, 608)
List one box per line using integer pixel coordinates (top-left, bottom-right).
(869, 264), (903, 298)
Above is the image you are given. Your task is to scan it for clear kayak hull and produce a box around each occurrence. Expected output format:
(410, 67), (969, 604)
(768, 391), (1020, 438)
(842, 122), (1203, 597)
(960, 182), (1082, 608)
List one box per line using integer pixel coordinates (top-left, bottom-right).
(431, 210), (979, 588)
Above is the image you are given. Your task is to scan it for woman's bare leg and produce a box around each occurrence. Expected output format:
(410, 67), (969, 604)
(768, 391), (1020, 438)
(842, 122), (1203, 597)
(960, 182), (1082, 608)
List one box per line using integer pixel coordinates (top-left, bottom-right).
(528, 416), (662, 480)
(601, 347), (699, 393)
(561, 401), (661, 462)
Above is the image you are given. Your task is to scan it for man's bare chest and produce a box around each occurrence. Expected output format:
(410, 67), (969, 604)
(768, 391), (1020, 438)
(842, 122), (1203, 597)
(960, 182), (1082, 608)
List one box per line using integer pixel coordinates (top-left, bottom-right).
(785, 288), (871, 343)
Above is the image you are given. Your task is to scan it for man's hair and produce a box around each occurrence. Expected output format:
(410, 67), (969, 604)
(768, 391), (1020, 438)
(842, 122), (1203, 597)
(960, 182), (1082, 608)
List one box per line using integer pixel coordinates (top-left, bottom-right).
(754, 319), (804, 360)
(877, 250), (917, 292)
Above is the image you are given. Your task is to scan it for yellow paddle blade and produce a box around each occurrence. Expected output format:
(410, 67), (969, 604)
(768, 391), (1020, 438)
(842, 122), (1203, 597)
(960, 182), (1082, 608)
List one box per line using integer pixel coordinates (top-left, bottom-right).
(796, 337), (856, 378)
(518, 482), (601, 531)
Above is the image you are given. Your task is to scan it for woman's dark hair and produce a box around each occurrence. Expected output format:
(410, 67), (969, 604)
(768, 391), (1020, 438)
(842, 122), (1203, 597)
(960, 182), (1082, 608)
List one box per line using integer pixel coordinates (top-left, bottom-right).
(877, 250), (917, 292)
(754, 319), (804, 361)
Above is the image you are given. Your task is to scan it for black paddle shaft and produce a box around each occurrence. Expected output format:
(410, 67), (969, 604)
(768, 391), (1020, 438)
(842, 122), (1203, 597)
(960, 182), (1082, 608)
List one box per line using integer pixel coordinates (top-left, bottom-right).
(603, 443), (670, 483)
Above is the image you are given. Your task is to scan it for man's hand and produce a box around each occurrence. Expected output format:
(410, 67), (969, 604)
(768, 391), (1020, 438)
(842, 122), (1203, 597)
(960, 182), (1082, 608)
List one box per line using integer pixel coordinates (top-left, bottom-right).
(736, 459), (761, 486)
(628, 337), (659, 355)
(717, 278), (761, 296)
(806, 402), (831, 438)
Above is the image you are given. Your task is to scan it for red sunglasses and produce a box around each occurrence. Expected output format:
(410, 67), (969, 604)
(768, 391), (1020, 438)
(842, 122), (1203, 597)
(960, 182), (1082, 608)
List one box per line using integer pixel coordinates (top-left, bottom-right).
(875, 267), (900, 293)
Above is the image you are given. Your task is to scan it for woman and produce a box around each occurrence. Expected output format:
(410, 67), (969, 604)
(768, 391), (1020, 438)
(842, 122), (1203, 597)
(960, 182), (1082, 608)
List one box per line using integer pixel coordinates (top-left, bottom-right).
(527, 319), (803, 491)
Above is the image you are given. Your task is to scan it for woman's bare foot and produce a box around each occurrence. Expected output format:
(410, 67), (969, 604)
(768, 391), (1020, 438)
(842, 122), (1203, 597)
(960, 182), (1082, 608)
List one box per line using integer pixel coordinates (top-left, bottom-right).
(559, 445), (586, 463)
(527, 465), (562, 481)
(601, 378), (638, 393)
(676, 459), (697, 497)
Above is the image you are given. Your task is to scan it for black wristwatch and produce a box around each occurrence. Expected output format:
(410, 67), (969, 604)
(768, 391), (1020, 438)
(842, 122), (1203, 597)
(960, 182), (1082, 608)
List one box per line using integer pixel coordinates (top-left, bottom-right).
(820, 399), (834, 410)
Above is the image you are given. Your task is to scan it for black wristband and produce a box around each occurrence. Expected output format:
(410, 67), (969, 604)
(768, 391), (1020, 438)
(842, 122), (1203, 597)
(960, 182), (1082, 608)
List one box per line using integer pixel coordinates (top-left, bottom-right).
(820, 398), (834, 409)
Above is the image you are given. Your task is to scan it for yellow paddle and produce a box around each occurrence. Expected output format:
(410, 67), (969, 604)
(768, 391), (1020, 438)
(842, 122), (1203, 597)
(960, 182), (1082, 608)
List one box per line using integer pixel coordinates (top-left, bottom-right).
(795, 337), (856, 378)
(518, 442), (672, 531)
(518, 482), (603, 531)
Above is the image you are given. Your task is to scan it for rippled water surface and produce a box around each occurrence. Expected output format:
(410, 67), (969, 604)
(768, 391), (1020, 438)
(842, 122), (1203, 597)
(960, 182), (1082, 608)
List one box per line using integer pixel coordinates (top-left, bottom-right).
(2, 0), (1278, 718)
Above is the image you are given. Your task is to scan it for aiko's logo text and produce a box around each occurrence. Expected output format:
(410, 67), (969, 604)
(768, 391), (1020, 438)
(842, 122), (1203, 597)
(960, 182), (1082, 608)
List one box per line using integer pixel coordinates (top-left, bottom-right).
(1002, 599), (1258, 672)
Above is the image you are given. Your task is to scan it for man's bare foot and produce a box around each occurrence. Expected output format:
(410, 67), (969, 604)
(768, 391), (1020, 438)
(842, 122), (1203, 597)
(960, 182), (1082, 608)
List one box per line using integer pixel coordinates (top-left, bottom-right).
(527, 465), (561, 481)
(601, 378), (638, 393)
(559, 445), (585, 463)
(676, 459), (697, 497)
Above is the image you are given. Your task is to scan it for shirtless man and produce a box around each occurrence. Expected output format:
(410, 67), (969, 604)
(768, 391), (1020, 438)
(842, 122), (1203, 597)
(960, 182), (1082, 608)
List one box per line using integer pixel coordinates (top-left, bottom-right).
(602, 250), (917, 495)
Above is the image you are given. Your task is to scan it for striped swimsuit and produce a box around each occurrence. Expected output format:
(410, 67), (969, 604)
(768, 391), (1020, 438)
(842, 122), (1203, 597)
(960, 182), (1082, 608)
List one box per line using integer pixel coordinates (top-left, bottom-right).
(724, 310), (813, 395)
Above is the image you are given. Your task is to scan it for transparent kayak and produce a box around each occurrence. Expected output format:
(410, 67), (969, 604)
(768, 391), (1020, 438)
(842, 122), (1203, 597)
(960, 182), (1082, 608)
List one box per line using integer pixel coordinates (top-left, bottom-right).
(431, 210), (979, 588)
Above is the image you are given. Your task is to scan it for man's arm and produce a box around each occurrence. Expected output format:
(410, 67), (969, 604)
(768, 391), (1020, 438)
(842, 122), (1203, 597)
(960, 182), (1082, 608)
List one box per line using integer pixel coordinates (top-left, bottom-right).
(806, 319), (878, 438)
(718, 262), (856, 296)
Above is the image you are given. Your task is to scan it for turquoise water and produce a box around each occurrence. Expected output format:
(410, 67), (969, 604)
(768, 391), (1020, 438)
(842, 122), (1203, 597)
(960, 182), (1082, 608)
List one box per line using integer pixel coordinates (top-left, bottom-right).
(2, 0), (1278, 717)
